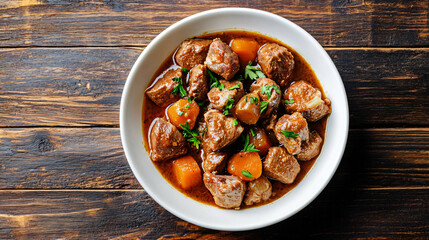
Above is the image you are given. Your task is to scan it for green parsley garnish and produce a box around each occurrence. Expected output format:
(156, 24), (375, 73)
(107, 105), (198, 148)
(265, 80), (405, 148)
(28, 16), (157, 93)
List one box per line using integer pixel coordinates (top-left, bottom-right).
(201, 128), (208, 137)
(260, 101), (269, 113)
(245, 61), (266, 80)
(250, 96), (259, 105)
(185, 104), (191, 109)
(182, 67), (189, 73)
(260, 85), (281, 98)
(243, 134), (259, 152)
(179, 122), (201, 149)
(228, 83), (241, 90)
(284, 99), (295, 104)
(233, 118), (238, 126)
(208, 69), (224, 90)
(172, 77), (187, 97)
(179, 110), (184, 116)
(223, 95), (234, 116)
(187, 97), (192, 103)
(280, 130), (299, 138)
(250, 128), (256, 137)
(241, 170), (254, 179)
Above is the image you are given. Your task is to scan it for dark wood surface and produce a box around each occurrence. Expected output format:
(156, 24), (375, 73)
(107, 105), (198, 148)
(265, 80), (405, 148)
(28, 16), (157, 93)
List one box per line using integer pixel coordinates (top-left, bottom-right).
(0, 0), (428, 239)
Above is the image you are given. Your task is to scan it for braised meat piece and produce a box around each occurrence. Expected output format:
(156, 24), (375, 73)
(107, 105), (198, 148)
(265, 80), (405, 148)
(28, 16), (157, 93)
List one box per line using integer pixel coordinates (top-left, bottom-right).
(244, 176), (272, 206)
(149, 118), (188, 161)
(203, 151), (228, 173)
(257, 43), (294, 87)
(202, 109), (244, 152)
(284, 80), (331, 121)
(203, 172), (246, 209)
(250, 78), (282, 118)
(188, 64), (209, 100)
(296, 131), (323, 161)
(175, 39), (212, 69)
(205, 38), (240, 80)
(274, 112), (309, 155)
(207, 80), (244, 110)
(146, 68), (182, 107)
(263, 147), (300, 184)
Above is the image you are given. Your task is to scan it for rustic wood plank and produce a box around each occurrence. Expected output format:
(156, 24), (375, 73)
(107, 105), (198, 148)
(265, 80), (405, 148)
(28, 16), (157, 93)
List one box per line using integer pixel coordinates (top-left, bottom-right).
(0, 0), (427, 47)
(0, 128), (140, 189)
(0, 48), (140, 127)
(0, 188), (427, 239)
(0, 128), (428, 189)
(1, 48), (428, 127)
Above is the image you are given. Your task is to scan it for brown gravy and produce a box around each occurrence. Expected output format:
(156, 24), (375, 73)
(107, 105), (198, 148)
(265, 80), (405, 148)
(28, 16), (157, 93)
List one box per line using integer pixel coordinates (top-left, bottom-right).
(142, 31), (328, 209)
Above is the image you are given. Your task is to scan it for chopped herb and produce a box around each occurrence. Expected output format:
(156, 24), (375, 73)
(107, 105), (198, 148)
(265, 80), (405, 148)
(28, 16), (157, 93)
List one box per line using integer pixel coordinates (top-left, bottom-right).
(179, 122), (201, 149)
(185, 104), (191, 109)
(201, 128), (208, 137)
(233, 118), (238, 126)
(195, 99), (205, 107)
(172, 77), (187, 97)
(245, 61), (266, 80)
(250, 96), (259, 105)
(260, 85), (281, 98)
(182, 67), (189, 73)
(208, 69), (224, 90)
(179, 111), (184, 116)
(241, 170), (254, 179)
(250, 128), (256, 137)
(243, 134), (259, 152)
(228, 83), (241, 90)
(260, 101), (269, 113)
(245, 96), (248, 102)
(284, 99), (295, 104)
(280, 130), (299, 138)
(223, 95), (234, 116)
(187, 97), (192, 103)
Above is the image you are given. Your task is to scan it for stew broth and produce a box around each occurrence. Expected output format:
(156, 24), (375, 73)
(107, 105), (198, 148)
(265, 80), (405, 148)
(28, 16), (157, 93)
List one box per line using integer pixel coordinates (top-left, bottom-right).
(142, 31), (327, 209)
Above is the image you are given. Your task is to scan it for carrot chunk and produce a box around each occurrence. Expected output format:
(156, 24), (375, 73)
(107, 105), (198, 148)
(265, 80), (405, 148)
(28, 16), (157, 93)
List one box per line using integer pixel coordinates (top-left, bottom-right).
(227, 151), (262, 181)
(230, 38), (260, 67)
(172, 155), (202, 190)
(167, 99), (199, 129)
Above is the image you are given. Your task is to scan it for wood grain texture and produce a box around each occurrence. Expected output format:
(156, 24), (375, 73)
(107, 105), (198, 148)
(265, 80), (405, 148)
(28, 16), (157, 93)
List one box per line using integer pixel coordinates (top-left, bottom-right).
(0, 0), (427, 47)
(0, 48), (140, 127)
(1, 48), (428, 127)
(1, 128), (428, 189)
(0, 188), (427, 239)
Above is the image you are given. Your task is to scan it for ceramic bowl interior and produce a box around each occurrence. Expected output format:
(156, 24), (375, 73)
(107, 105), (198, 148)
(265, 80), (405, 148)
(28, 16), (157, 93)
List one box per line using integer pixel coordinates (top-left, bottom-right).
(120, 8), (349, 231)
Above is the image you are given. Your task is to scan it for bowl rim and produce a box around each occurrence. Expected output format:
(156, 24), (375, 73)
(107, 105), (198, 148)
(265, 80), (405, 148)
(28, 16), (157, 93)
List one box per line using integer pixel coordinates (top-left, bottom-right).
(120, 7), (349, 231)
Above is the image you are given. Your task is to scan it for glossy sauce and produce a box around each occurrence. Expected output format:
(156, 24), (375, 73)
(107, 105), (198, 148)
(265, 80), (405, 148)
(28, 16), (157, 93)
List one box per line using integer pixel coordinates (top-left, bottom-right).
(142, 31), (328, 209)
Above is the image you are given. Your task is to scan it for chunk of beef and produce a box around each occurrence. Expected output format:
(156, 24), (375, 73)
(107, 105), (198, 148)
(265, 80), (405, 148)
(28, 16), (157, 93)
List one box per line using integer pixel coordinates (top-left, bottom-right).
(187, 64), (209, 100)
(203, 172), (246, 209)
(205, 38), (240, 80)
(207, 80), (244, 110)
(202, 109), (244, 152)
(244, 176), (272, 206)
(146, 68), (182, 107)
(274, 112), (309, 155)
(203, 151), (228, 173)
(296, 131), (323, 161)
(250, 78), (282, 118)
(257, 43), (294, 87)
(284, 80), (331, 121)
(175, 39), (212, 69)
(149, 118), (187, 161)
(263, 147), (300, 184)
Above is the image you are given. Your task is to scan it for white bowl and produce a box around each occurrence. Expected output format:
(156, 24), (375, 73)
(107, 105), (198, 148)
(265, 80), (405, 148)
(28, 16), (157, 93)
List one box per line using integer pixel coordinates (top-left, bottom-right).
(120, 8), (349, 231)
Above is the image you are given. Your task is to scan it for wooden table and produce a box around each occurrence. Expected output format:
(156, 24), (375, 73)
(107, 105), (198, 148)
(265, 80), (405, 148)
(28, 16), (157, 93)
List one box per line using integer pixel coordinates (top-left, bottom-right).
(1, 1), (428, 239)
